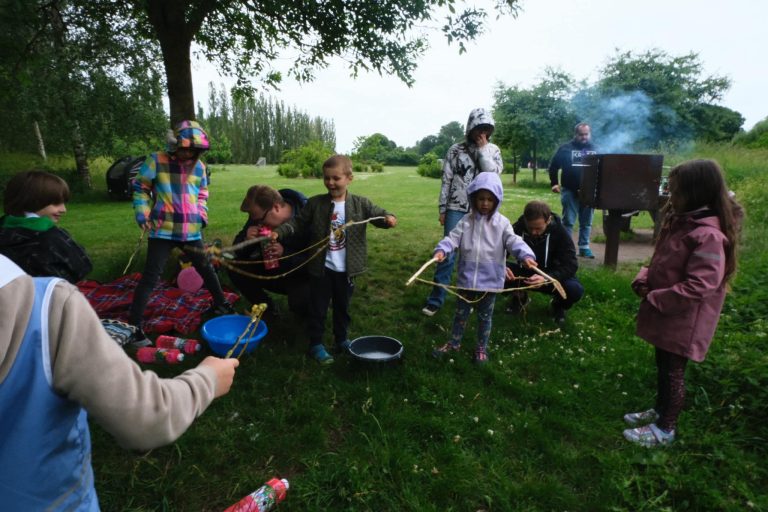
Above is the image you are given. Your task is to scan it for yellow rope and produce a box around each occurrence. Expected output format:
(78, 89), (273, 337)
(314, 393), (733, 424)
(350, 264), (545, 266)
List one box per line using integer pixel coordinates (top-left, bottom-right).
(406, 256), (567, 304)
(413, 277), (558, 304)
(225, 303), (267, 359)
(222, 235), (331, 266)
(187, 216), (388, 280)
(219, 245), (327, 280)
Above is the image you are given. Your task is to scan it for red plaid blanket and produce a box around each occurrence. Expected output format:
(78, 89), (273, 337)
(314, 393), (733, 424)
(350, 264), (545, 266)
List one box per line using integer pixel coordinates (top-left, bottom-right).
(77, 272), (238, 335)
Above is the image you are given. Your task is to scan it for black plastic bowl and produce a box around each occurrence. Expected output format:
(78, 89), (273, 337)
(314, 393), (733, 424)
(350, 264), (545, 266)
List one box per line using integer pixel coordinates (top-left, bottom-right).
(349, 335), (403, 363)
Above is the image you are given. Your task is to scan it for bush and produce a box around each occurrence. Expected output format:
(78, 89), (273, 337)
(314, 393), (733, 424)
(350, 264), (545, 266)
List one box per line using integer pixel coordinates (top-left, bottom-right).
(352, 160), (383, 173)
(416, 152), (442, 178)
(277, 141), (334, 178)
(205, 134), (233, 164)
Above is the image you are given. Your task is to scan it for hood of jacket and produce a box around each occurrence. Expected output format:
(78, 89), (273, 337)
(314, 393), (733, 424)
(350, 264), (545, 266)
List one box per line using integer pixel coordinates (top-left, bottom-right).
(466, 172), (503, 216)
(465, 108), (495, 137)
(167, 120), (210, 153)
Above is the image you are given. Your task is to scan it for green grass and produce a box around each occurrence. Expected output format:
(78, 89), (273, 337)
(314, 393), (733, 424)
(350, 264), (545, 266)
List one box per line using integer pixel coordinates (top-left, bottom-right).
(2, 151), (767, 511)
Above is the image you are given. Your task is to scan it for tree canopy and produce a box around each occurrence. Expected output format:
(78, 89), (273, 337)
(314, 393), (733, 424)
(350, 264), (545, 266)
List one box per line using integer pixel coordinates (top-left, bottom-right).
(0, 0), (167, 184)
(58, 0), (521, 125)
(588, 49), (742, 148)
(493, 50), (745, 166)
(493, 69), (577, 167)
(352, 133), (419, 165)
(413, 121), (465, 158)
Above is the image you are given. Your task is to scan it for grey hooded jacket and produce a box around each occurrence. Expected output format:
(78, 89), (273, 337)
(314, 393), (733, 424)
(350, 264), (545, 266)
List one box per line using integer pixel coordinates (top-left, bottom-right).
(438, 108), (503, 214)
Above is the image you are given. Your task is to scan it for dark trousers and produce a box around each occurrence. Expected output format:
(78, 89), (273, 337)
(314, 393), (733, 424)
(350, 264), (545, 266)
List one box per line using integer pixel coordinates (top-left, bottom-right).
(228, 266), (310, 316)
(506, 263), (584, 309)
(129, 238), (226, 327)
(655, 347), (689, 432)
(450, 291), (496, 351)
(307, 270), (354, 347)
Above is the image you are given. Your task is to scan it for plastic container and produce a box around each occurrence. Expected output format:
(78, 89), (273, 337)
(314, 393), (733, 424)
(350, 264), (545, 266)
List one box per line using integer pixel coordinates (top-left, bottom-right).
(258, 227), (279, 270)
(224, 478), (289, 512)
(201, 315), (268, 356)
(136, 347), (184, 364)
(156, 335), (202, 354)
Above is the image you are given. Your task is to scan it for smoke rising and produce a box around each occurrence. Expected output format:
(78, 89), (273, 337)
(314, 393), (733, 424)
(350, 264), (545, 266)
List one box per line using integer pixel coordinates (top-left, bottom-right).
(571, 89), (691, 153)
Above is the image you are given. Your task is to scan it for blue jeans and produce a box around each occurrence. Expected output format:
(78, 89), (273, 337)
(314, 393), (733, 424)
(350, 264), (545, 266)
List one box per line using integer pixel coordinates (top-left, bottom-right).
(426, 209), (466, 308)
(561, 188), (594, 250)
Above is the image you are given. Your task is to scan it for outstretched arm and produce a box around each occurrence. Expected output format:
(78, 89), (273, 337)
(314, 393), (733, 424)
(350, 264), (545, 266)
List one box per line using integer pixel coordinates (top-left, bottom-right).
(48, 282), (239, 451)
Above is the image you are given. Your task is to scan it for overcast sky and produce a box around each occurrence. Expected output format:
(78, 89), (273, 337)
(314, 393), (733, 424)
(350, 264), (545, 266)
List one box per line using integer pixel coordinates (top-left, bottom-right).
(192, 0), (767, 154)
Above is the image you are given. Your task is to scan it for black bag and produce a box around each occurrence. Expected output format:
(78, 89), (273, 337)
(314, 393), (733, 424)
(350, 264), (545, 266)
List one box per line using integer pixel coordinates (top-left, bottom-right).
(106, 155), (146, 200)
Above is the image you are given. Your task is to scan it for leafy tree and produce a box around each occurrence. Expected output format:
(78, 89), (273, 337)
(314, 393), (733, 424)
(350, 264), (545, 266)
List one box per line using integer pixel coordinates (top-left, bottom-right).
(352, 133), (419, 165)
(352, 133), (397, 163)
(56, 0), (520, 125)
(691, 104), (745, 143)
(198, 84), (335, 164)
(0, 0), (166, 186)
(415, 135), (440, 156)
(588, 49), (742, 148)
(413, 121), (464, 157)
(493, 69), (577, 177)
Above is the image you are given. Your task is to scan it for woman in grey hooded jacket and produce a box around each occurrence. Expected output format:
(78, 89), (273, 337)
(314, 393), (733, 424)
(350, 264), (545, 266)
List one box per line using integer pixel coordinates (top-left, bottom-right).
(431, 172), (536, 363)
(422, 108), (504, 316)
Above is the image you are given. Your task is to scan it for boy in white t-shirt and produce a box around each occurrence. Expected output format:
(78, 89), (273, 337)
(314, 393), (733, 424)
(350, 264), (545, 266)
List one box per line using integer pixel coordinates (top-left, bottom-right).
(273, 155), (397, 364)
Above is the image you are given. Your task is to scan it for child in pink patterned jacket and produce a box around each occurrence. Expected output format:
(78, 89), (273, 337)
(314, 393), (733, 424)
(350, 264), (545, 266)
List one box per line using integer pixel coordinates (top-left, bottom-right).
(623, 159), (742, 447)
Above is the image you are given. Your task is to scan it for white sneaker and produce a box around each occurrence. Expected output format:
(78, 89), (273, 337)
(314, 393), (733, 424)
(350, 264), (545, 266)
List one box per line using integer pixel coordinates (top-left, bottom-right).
(623, 408), (660, 427)
(623, 423), (675, 447)
(422, 304), (439, 317)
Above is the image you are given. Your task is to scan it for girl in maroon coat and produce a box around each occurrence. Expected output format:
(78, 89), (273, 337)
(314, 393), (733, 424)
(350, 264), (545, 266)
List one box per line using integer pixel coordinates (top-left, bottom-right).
(623, 159), (741, 447)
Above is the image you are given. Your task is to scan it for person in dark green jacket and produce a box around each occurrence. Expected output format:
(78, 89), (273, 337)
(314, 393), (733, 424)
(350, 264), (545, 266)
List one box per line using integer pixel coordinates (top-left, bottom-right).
(273, 155), (397, 364)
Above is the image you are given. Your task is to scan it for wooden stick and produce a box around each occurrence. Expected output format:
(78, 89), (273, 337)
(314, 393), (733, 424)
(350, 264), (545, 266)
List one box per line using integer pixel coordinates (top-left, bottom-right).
(406, 256), (439, 286)
(122, 228), (146, 275)
(530, 266), (567, 299)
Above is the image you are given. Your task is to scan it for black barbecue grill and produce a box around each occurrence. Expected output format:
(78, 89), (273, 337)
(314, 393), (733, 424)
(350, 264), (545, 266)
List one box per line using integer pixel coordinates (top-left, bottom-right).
(577, 154), (666, 267)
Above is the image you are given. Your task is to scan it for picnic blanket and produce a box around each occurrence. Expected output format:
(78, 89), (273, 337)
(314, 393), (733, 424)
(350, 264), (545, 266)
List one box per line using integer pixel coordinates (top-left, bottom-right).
(77, 272), (239, 335)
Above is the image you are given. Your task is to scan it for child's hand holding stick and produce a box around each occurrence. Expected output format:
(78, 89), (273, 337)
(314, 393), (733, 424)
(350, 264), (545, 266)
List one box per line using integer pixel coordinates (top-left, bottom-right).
(406, 254), (441, 286)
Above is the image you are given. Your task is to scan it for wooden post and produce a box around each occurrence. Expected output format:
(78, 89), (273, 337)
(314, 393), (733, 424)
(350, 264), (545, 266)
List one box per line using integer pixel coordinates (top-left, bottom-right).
(603, 210), (623, 268)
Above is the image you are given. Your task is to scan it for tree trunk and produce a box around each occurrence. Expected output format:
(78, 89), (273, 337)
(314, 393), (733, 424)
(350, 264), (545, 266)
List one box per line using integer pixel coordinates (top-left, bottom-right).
(72, 121), (91, 188)
(145, 0), (213, 126)
(532, 140), (537, 183)
(48, 2), (92, 188)
(33, 121), (47, 161)
(160, 36), (194, 125)
(512, 153), (517, 182)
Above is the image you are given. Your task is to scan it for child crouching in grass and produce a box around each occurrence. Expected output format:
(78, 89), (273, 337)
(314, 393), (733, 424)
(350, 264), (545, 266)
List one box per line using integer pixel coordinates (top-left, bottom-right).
(272, 155), (397, 365)
(431, 172), (536, 363)
(623, 159), (741, 447)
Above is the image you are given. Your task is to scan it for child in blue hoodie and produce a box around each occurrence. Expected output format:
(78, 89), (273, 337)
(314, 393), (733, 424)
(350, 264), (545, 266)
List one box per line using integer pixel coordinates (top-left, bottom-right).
(431, 172), (536, 363)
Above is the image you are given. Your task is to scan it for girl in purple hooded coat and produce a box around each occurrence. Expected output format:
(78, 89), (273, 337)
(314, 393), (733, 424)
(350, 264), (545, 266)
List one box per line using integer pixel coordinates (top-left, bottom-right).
(431, 172), (536, 363)
(623, 159), (741, 447)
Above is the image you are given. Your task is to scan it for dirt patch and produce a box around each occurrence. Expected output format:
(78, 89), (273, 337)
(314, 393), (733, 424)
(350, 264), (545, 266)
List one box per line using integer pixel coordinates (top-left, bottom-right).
(577, 226), (656, 268)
